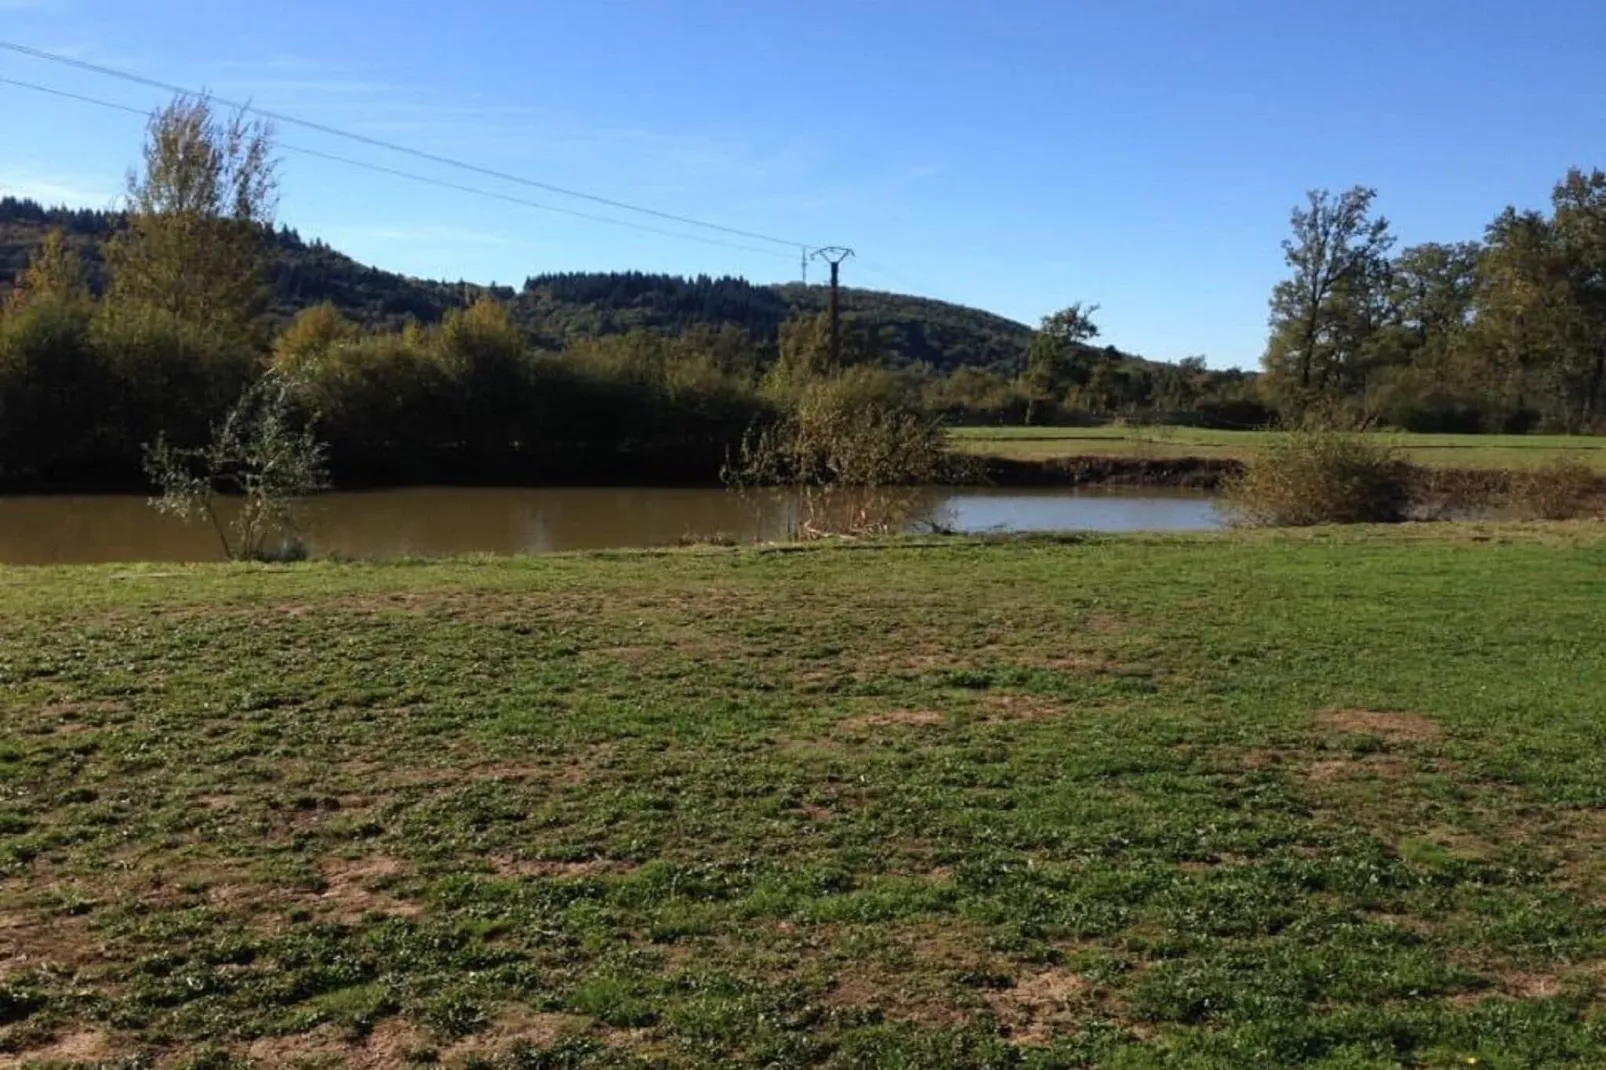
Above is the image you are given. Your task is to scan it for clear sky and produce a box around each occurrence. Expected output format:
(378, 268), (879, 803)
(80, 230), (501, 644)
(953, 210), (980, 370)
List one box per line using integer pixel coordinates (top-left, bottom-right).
(3, 0), (1604, 368)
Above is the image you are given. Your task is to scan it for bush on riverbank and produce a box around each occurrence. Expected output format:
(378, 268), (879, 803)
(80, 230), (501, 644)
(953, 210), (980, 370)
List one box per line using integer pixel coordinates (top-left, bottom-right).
(1225, 430), (1414, 526)
(727, 366), (953, 489)
(1504, 457), (1603, 520)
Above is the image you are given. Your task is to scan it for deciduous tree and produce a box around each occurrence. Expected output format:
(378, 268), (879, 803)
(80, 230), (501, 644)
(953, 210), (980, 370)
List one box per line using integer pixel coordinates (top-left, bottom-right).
(1263, 187), (1394, 421)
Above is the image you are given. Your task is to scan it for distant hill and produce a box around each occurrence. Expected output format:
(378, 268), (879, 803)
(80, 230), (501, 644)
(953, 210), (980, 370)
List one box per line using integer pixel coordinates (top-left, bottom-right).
(0, 196), (1141, 373)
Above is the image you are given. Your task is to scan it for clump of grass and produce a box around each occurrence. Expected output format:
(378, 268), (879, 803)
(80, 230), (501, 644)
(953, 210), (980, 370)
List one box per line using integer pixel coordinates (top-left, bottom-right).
(1503, 458), (1603, 520)
(1224, 429), (1414, 526)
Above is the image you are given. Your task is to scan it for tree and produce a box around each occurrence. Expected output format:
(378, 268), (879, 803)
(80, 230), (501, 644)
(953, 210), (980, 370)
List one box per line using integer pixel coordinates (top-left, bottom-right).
(767, 312), (889, 399)
(1476, 169), (1606, 432)
(7, 230), (90, 309)
(272, 302), (360, 370)
(1388, 242), (1481, 349)
(1263, 187), (1394, 421)
(0, 230), (109, 483)
(1022, 302), (1099, 424)
(1359, 241), (1491, 430)
(144, 373), (329, 560)
(104, 94), (279, 349)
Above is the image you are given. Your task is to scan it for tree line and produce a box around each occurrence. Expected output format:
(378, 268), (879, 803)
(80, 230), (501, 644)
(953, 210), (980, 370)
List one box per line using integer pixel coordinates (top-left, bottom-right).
(13, 93), (1592, 498)
(0, 95), (1270, 493)
(1262, 173), (1606, 433)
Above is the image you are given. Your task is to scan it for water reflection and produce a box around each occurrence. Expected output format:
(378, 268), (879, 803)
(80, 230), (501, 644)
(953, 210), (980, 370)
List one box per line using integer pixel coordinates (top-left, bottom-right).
(0, 487), (1222, 565)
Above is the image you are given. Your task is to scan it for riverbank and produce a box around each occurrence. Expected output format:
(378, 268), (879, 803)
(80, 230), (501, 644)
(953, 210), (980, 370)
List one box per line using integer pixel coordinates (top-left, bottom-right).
(3, 526), (1605, 1066)
(6, 428), (1605, 497)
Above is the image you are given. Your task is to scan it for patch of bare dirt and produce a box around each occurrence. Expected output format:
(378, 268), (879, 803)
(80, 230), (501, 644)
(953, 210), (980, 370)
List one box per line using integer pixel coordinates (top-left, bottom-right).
(824, 969), (971, 1029)
(1240, 747), (1293, 770)
(473, 741), (619, 787)
(1318, 708), (1442, 743)
(838, 709), (946, 732)
(1083, 612), (1130, 635)
(774, 738), (852, 761)
(443, 1008), (587, 1062)
(1307, 754), (1414, 782)
(489, 856), (638, 879)
(1452, 970), (1569, 1006)
(983, 968), (1090, 1046)
(361, 1018), (430, 1065)
(852, 652), (967, 676)
(243, 1018), (435, 1068)
(1027, 653), (1123, 674)
(318, 855), (419, 922)
(1371, 912), (1435, 936)
(7, 1029), (119, 1064)
(467, 760), (563, 786)
(244, 1025), (351, 1066)
(0, 911), (99, 979)
(597, 1025), (658, 1051)
(820, 922), (993, 1028)
(581, 644), (660, 668)
(1176, 853), (1248, 873)
(980, 693), (1067, 723)
(33, 699), (126, 734)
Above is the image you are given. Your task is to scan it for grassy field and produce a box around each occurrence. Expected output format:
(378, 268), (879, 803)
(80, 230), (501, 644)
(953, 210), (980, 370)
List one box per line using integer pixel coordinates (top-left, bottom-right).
(951, 426), (1606, 471)
(3, 529), (1606, 1067)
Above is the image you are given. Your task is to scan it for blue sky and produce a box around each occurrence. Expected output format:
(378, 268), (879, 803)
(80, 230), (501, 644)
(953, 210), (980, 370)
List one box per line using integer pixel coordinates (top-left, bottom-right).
(3, 0), (1604, 368)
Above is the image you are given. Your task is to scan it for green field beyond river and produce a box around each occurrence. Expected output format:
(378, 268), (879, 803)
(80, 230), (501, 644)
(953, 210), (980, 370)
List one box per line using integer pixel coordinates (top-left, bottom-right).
(2, 527), (1604, 1067)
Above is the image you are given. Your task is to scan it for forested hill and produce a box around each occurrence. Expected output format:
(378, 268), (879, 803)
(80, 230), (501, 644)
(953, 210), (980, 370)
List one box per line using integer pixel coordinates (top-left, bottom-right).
(0, 196), (1076, 372)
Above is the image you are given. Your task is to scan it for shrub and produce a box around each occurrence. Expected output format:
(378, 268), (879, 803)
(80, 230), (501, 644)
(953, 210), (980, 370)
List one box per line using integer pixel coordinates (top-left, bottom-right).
(724, 367), (975, 539)
(145, 373), (330, 560)
(1224, 430), (1414, 526)
(725, 369), (954, 490)
(1504, 458), (1602, 520)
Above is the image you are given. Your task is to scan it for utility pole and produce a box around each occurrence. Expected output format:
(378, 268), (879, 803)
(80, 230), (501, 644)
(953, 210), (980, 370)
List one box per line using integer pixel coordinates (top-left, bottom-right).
(810, 246), (854, 370)
(800, 246), (810, 286)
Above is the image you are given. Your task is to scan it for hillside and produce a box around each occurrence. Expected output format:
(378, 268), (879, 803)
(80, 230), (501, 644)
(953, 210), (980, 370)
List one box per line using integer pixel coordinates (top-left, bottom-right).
(0, 197), (1049, 371)
(0, 196), (1134, 373)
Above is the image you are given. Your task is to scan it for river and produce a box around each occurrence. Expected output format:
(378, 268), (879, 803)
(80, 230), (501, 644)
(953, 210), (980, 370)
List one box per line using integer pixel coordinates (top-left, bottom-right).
(0, 487), (1224, 564)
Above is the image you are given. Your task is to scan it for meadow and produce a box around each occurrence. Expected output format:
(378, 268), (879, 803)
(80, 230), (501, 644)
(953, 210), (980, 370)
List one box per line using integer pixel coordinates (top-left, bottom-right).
(951, 426), (1606, 472)
(2, 527), (1605, 1067)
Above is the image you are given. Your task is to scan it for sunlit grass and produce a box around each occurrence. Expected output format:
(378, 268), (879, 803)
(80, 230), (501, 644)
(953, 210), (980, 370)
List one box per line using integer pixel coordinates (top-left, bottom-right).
(951, 425), (1606, 470)
(2, 528), (1605, 1065)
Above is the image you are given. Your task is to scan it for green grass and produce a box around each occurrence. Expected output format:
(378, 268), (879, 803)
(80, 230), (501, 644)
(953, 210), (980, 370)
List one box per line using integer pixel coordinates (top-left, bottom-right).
(951, 425), (1606, 471)
(3, 528), (1606, 1067)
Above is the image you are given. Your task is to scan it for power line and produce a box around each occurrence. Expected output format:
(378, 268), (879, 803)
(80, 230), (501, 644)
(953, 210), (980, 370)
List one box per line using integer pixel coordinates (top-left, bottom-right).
(0, 75), (797, 261)
(0, 40), (817, 250)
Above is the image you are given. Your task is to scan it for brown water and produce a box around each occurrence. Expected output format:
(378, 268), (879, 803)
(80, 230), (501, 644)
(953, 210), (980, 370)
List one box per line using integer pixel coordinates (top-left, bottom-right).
(0, 487), (1223, 565)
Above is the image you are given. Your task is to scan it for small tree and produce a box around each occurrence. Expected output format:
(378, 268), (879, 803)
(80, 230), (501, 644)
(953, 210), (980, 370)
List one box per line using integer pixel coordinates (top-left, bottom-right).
(144, 374), (329, 560)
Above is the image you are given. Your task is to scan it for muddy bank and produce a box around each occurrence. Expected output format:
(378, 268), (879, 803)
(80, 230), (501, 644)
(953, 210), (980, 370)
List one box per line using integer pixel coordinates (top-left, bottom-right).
(976, 456), (1243, 488)
(975, 455), (1606, 501)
